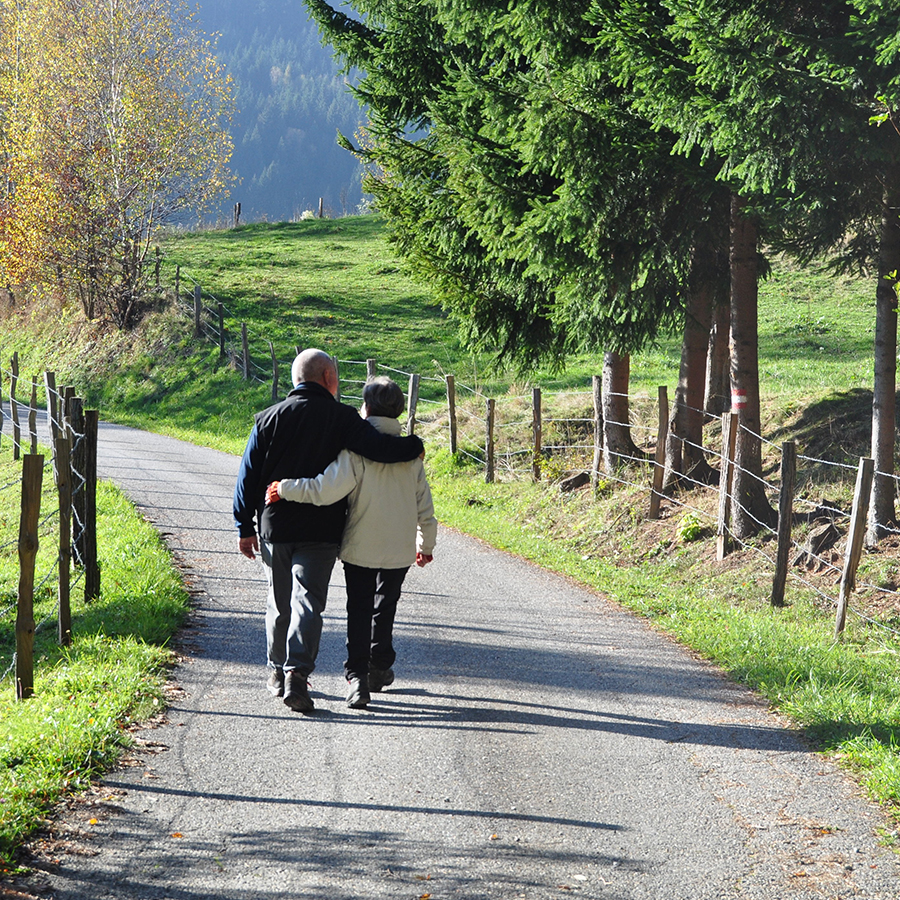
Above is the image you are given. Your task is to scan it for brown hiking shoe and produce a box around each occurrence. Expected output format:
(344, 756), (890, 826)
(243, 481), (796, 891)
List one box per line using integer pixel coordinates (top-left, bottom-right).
(368, 667), (394, 692)
(283, 671), (314, 714)
(266, 668), (285, 697)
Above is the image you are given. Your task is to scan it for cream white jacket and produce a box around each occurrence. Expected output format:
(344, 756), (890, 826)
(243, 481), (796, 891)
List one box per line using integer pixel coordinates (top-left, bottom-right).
(277, 415), (437, 569)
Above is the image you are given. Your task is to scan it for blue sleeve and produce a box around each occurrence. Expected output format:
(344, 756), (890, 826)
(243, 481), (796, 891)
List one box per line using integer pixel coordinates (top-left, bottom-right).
(233, 426), (264, 537)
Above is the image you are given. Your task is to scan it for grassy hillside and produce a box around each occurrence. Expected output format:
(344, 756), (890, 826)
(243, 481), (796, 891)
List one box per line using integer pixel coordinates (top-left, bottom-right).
(2, 213), (900, 865)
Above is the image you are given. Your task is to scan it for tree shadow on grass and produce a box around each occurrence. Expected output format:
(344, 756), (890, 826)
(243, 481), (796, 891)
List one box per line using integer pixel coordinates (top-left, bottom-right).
(769, 388), (873, 475)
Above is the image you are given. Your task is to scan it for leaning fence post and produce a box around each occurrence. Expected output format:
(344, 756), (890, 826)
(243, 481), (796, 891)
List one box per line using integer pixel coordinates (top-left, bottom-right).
(55, 436), (72, 646)
(770, 441), (797, 608)
(10, 352), (20, 460)
(28, 376), (37, 455)
(44, 370), (59, 481)
(241, 323), (250, 379)
(649, 385), (668, 519)
(193, 285), (202, 338)
(532, 387), (542, 482)
(16, 454), (43, 700)
(68, 398), (86, 567)
(835, 456), (875, 639)
(218, 302), (225, 359)
(407, 373), (420, 435)
(716, 412), (739, 561)
(446, 375), (458, 455)
(83, 410), (100, 602)
(175, 265), (181, 302)
(44, 371), (59, 444)
(485, 398), (495, 483)
(591, 374), (603, 495)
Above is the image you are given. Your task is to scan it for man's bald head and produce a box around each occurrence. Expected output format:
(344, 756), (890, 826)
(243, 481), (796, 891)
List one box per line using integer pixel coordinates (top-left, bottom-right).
(292, 349), (338, 396)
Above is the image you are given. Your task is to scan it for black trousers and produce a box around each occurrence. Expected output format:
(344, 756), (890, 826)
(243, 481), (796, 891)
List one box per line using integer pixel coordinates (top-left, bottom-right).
(342, 562), (409, 680)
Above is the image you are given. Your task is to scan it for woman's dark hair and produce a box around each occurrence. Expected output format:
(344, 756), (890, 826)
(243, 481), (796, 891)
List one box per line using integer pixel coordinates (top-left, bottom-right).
(363, 376), (405, 418)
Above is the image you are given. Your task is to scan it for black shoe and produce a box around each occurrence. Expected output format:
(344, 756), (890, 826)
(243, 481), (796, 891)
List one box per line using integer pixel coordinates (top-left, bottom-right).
(283, 671), (314, 713)
(266, 668), (285, 698)
(346, 677), (370, 709)
(368, 667), (394, 692)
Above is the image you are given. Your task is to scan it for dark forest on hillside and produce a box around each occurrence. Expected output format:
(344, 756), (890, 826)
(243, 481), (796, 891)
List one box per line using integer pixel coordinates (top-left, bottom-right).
(195, 0), (367, 222)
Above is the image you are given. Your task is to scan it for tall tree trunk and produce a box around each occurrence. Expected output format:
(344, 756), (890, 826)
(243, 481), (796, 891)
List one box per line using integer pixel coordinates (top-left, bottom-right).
(704, 298), (730, 416)
(664, 247), (715, 489)
(729, 194), (775, 538)
(602, 350), (643, 472)
(866, 164), (900, 545)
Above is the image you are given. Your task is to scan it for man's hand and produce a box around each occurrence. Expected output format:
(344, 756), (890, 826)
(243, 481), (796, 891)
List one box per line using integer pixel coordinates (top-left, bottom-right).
(265, 481), (281, 506)
(239, 535), (259, 560)
(416, 552), (433, 567)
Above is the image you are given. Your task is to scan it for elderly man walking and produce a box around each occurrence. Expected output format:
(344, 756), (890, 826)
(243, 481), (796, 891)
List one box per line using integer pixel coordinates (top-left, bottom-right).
(233, 349), (424, 713)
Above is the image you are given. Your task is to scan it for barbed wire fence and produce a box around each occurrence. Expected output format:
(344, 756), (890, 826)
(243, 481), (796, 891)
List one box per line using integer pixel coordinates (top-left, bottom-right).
(0, 359), (98, 701)
(341, 360), (900, 647)
(169, 274), (900, 646)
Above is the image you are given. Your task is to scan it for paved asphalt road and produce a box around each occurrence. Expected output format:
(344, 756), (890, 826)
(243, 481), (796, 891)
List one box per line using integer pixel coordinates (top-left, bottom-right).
(24, 422), (900, 899)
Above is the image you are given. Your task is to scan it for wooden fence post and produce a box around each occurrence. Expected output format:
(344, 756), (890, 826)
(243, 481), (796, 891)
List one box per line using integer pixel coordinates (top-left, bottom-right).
(175, 265), (180, 302)
(16, 454), (43, 700)
(55, 436), (72, 646)
(485, 398), (495, 483)
(44, 371), (59, 444)
(28, 376), (37, 455)
(716, 412), (739, 561)
(407, 373), (420, 435)
(218, 302), (225, 359)
(193, 285), (202, 338)
(10, 352), (20, 460)
(83, 410), (100, 602)
(318, 197), (324, 218)
(770, 440), (797, 608)
(269, 341), (279, 403)
(154, 246), (161, 287)
(241, 323), (250, 379)
(835, 457), (875, 639)
(591, 374), (603, 494)
(68, 398), (85, 567)
(446, 375), (457, 455)
(333, 356), (341, 402)
(532, 387), (542, 482)
(649, 385), (668, 519)
(366, 358), (377, 380)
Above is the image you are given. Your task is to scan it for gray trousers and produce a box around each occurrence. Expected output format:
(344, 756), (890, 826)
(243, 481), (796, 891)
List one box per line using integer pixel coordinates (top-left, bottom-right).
(260, 540), (338, 675)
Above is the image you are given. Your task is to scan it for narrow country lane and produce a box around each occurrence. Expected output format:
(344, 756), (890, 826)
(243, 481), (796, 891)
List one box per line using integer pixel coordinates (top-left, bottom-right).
(30, 422), (900, 899)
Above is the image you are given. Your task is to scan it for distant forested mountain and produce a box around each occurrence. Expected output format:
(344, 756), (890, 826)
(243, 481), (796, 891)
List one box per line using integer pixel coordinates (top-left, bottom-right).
(194, 0), (367, 222)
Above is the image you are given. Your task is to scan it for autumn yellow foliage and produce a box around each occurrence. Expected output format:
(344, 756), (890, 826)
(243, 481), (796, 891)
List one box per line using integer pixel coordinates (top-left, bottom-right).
(0, 0), (234, 327)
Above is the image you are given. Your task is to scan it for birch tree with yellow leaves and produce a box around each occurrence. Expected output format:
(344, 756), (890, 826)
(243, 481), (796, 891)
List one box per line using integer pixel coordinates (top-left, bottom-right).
(0, 0), (234, 327)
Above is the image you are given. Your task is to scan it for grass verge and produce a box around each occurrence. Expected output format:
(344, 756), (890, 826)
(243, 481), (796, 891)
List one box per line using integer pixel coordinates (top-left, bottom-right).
(0, 453), (190, 869)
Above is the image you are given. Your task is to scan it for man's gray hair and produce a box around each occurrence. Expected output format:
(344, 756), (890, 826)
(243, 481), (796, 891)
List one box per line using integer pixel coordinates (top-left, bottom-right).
(363, 376), (405, 418)
(291, 348), (335, 387)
